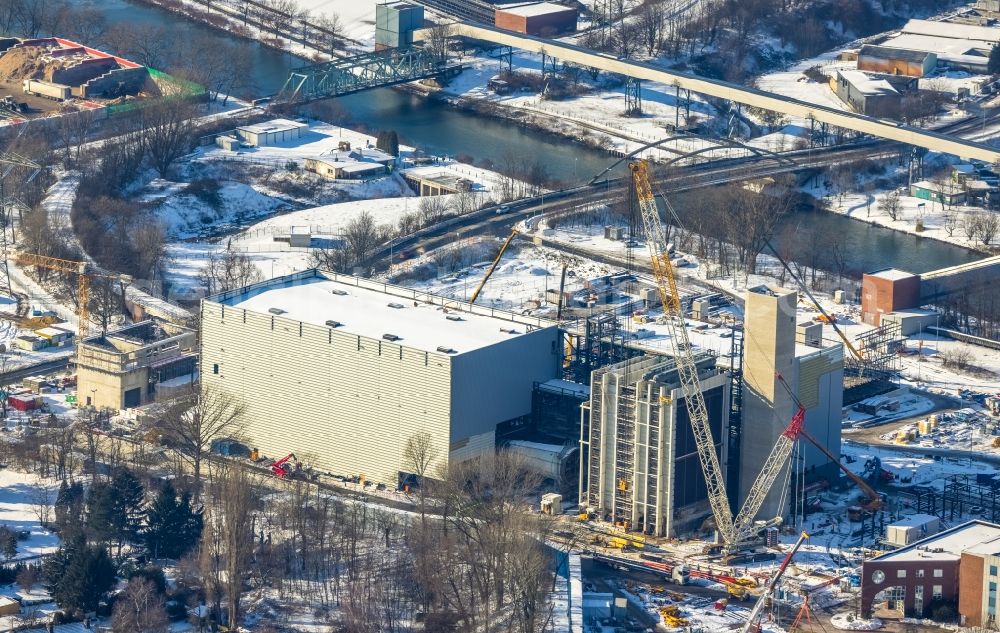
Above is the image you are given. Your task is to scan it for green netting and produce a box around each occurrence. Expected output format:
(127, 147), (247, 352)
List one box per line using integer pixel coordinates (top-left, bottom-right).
(104, 67), (205, 117)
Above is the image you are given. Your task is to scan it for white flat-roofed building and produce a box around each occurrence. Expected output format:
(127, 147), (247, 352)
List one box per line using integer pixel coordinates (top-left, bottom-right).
(200, 270), (561, 484)
(235, 118), (308, 147)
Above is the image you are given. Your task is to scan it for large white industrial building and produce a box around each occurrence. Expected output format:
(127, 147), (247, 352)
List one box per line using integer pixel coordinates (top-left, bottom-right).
(200, 270), (561, 484)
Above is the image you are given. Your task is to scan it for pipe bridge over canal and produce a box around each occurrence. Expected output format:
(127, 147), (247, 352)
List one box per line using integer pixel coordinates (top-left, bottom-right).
(277, 47), (458, 103)
(415, 22), (1000, 164)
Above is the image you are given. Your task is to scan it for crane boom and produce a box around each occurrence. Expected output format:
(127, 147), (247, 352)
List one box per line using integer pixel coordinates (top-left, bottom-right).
(739, 531), (810, 633)
(469, 229), (518, 304)
(774, 373), (882, 511)
(763, 238), (863, 363)
(630, 161), (735, 543)
(730, 405), (803, 543)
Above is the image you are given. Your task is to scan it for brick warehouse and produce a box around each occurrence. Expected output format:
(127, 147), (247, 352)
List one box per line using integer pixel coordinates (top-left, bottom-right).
(861, 521), (1000, 624)
(494, 2), (578, 36)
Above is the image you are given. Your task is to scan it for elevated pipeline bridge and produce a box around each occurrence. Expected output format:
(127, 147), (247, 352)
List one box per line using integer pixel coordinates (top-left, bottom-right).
(276, 47), (460, 104)
(415, 22), (1000, 164)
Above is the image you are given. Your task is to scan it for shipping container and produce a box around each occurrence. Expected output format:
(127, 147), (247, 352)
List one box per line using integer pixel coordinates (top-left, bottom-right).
(22, 79), (70, 100)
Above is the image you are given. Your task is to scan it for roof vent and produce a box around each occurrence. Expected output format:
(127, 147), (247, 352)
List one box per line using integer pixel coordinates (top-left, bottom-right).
(446, 315), (464, 322)
(382, 333), (401, 341)
(268, 307), (286, 315)
(500, 327), (519, 334)
(325, 320), (343, 328)
(330, 289), (348, 296)
(387, 302), (405, 309)
(437, 346), (457, 354)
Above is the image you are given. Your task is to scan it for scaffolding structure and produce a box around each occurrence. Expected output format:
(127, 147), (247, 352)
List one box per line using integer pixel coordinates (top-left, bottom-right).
(914, 474), (1000, 523)
(569, 312), (634, 384)
(726, 326), (744, 512)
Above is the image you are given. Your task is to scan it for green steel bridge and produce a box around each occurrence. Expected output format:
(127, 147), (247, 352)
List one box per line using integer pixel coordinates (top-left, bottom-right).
(276, 47), (459, 103)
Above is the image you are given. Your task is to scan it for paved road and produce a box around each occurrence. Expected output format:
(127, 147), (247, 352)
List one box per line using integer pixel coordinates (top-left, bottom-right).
(373, 141), (890, 272)
(0, 356), (71, 385)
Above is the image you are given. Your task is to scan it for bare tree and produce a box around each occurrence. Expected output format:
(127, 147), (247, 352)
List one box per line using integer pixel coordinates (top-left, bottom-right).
(638, 1), (667, 56)
(344, 211), (380, 265)
(199, 243), (263, 295)
(962, 214), (979, 242)
(426, 450), (552, 631)
(162, 385), (247, 499)
(878, 190), (901, 221)
(402, 432), (437, 528)
(977, 211), (999, 246)
(723, 176), (794, 280)
(308, 242), (350, 272)
(142, 99), (197, 178)
(112, 578), (169, 633)
(103, 23), (173, 69)
(426, 24), (452, 63)
(205, 462), (258, 630)
(943, 212), (958, 237)
(55, 110), (99, 168)
(418, 195), (449, 226)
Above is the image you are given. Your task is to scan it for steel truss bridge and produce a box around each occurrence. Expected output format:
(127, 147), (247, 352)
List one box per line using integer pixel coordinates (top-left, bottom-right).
(277, 47), (458, 103)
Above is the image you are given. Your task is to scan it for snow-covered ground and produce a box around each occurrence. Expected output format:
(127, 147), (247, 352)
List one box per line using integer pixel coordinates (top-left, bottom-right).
(0, 469), (58, 560)
(161, 121), (525, 296)
(822, 185), (995, 251)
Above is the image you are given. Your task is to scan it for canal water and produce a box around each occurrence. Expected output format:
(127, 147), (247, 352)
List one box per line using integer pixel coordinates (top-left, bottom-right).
(77, 0), (985, 274)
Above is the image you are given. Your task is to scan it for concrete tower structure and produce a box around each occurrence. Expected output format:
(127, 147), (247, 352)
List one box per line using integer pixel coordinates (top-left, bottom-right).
(739, 286), (844, 522)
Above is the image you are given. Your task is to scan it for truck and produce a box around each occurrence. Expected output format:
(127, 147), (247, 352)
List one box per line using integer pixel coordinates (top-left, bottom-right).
(22, 79), (70, 101)
(593, 551), (689, 584)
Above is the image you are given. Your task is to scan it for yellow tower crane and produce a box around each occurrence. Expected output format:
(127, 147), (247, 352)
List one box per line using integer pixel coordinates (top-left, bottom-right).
(14, 252), (131, 339)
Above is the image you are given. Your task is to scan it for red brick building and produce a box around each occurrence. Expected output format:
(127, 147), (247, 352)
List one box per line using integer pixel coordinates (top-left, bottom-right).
(860, 268), (921, 326)
(861, 521), (1000, 623)
(495, 2), (578, 36)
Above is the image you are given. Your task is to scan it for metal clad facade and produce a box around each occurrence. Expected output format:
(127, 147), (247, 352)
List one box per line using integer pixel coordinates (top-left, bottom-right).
(201, 300), (453, 483)
(449, 325), (560, 444)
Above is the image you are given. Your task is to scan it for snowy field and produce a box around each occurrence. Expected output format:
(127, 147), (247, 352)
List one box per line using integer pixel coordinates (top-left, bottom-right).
(0, 470), (58, 560)
(160, 120), (528, 297)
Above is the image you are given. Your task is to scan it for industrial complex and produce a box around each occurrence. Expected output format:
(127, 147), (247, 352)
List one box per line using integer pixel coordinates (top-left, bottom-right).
(0, 0), (999, 630)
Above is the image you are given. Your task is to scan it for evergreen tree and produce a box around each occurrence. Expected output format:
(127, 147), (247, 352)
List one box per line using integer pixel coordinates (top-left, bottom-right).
(375, 129), (389, 154)
(87, 469), (145, 554)
(0, 527), (16, 561)
(386, 130), (399, 157)
(990, 44), (1000, 75)
(144, 483), (203, 559)
(51, 543), (115, 613)
(86, 481), (116, 545)
(109, 469), (145, 551)
(54, 480), (85, 535)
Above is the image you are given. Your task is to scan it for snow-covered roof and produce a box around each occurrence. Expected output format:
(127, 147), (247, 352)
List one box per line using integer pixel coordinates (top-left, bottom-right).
(884, 33), (991, 57)
(213, 271), (557, 356)
(859, 44), (934, 64)
(237, 118), (307, 135)
(873, 520), (1000, 562)
(538, 378), (590, 398)
(912, 179), (965, 195)
(838, 70), (899, 97)
(340, 161), (385, 174)
(33, 327), (70, 338)
(497, 2), (577, 17)
(888, 514), (939, 528)
(901, 18), (1000, 45)
(867, 268), (916, 281)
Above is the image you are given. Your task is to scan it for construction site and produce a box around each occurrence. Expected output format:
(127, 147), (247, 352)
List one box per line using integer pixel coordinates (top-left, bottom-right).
(0, 0), (996, 629)
(0, 37), (151, 123)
